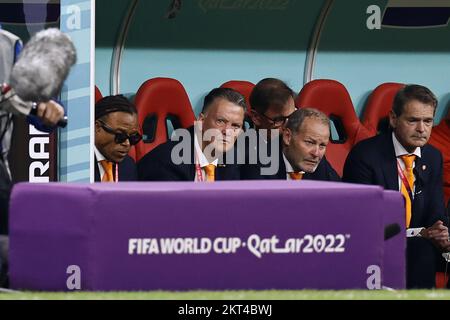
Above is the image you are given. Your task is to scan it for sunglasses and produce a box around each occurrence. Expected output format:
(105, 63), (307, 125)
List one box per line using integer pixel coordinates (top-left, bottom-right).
(97, 120), (142, 146)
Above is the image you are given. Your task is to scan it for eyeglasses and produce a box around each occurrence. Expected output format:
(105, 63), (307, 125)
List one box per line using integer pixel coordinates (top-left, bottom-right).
(97, 120), (142, 146)
(258, 108), (297, 127)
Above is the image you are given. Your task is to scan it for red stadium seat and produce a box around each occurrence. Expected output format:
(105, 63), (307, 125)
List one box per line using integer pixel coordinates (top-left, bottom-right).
(134, 77), (195, 162)
(295, 79), (371, 177)
(95, 85), (103, 103)
(220, 80), (255, 111)
(220, 80), (256, 129)
(429, 112), (450, 204)
(362, 83), (405, 136)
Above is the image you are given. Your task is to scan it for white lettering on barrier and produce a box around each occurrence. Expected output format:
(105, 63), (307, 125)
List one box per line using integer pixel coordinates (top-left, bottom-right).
(29, 125), (50, 183)
(366, 265), (382, 289)
(213, 237), (241, 254)
(66, 265), (81, 290)
(128, 234), (350, 258)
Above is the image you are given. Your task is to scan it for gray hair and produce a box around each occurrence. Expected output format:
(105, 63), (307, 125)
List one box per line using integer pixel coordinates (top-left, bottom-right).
(285, 108), (329, 133)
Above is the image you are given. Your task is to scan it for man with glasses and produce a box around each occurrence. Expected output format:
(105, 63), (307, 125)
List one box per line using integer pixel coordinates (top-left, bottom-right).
(248, 78), (297, 139)
(241, 78), (339, 181)
(95, 95), (141, 182)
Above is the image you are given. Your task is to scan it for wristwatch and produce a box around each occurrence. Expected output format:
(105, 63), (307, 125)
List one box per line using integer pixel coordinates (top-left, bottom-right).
(406, 228), (425, 238)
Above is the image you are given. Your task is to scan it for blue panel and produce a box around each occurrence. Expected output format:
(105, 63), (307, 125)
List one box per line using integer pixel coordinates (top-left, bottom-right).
(63, 63), (90, 90)
(59, 136), (90, 150)
(60, 96), (90, 130)
(59, 143), (90, 167)
(60, 160), (90, 176)
(59, 0), (93, 182)
(65, 30), (92, 64)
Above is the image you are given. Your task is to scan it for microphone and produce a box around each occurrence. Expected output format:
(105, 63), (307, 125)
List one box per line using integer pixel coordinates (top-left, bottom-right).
(384, 223), (401, 240)
(2, 28), (76, 127)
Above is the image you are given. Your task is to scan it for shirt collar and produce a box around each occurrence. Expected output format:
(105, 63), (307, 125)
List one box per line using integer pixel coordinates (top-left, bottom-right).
(392, 132), (421, 159)
(194, 131), (218, 167)
(282, 152), (295, 173)
(94, 146), (107, 162)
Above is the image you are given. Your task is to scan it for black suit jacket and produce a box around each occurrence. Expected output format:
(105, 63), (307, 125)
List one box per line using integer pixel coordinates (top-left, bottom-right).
(343, 132), (446, 288)
(137, 126), (240, 181)
(240, 134), (340, 182)
(94, 155), (138, 182)
(343, 132), (446, 228)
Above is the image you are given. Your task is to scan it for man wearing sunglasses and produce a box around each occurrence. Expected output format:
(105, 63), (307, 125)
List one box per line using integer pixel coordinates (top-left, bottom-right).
(94, 95), (141, 182)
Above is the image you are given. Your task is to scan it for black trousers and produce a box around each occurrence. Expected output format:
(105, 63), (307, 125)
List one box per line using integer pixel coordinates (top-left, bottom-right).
(0, 159), (11, 235)
(407, 237), (439, 289)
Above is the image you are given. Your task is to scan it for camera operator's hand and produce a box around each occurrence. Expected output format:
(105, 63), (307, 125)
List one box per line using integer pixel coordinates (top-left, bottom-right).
(36, 100), (65, 127)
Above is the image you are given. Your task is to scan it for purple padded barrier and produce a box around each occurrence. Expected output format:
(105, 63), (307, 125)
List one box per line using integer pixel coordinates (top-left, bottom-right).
(9, 180), (405, 291)
(382, 191), (406, 289)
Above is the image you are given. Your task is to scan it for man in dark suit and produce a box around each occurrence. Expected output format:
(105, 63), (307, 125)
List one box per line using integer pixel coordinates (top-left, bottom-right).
(241, 78), (339, 181)
(138, 87), (246, 182)
(94, 95), (141, 182)
(242, 108), (339, 181)
(343, 84), (450, 288)
(247, 78), (297, 138)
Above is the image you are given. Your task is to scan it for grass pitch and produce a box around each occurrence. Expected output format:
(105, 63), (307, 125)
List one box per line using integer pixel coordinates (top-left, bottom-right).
(1, 289), (450, 300)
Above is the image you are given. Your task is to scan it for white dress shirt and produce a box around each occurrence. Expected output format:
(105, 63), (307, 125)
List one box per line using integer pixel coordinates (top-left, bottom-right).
(392, 133), (424, 237)
(392, 132), (421, 194)
(282, 153), (304, 180)
(94, 146), (108, 180)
